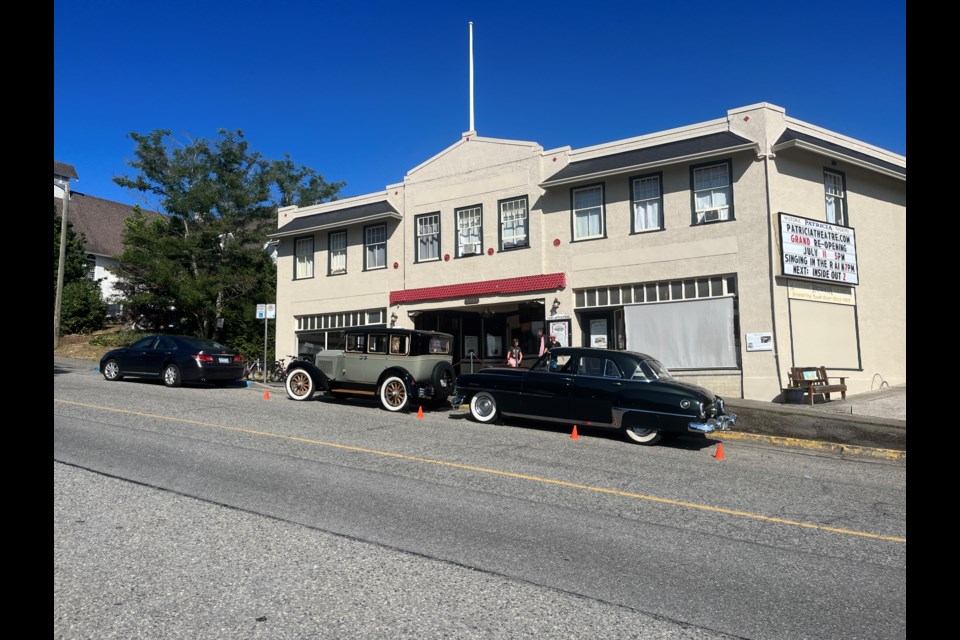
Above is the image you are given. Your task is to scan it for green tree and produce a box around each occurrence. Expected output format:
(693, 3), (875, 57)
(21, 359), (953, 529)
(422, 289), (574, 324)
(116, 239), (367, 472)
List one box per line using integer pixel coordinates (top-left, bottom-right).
(112, 129), (344, 343)
(55, 204), (106, 334)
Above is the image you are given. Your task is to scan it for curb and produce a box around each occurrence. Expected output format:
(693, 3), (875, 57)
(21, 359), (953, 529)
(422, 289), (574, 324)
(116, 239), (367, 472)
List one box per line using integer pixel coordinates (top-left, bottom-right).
(713, 430), (905, 461)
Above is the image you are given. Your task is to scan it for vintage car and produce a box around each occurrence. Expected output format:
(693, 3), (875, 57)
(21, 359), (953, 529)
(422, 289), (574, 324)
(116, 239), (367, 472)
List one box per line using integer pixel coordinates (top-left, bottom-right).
(283, 328), (457, 412)
(450, 347), (736, 445)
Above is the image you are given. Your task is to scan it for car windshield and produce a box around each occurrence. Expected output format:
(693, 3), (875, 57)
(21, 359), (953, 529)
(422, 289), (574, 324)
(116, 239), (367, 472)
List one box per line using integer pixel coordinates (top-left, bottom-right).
(638, 358), (672, 380)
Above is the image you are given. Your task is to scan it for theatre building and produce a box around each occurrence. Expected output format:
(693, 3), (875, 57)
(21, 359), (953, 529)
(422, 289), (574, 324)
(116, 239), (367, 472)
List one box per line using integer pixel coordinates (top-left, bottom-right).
(269, 103), (905, 401)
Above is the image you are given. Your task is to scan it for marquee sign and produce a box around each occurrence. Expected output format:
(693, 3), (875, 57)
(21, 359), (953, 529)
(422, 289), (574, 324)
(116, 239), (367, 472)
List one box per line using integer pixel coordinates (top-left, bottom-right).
(778, 213), (858, 286)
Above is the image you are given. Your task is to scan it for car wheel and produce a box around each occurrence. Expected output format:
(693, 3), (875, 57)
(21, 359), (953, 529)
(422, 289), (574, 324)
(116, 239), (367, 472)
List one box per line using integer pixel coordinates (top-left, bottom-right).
(285, 368), (316, 401)
(469, 391), (499, 423)
(102, 359), (123, 381)
(379, 375), (410, 412)
(162, 364), (182, 388)
(623, 419), (662, 445)
(431, 362), (456, 403)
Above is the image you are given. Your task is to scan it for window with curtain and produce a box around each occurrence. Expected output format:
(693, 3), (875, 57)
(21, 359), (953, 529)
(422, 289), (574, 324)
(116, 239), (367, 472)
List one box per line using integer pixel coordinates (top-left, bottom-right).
(824, 170), (847, 226)
(632, 174), (662, 232)
(692, 162), (731, 224)
(364, 224), (386, 270)
(295, 236), (314, 279)
(573, 185), (604, 240)
(416, 213), (440, 262)
(329, 231), (346, 274)
(456, 206), (482, 256)
(500, 197), (528, 249)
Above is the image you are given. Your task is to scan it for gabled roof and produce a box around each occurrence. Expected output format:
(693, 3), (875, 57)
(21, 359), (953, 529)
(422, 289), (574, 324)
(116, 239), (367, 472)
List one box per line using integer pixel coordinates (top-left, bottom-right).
(54, 161), (79, 180)
(269, 200), (401, 239)
(772, 129), (906, 180)
(540, 131), (757, 188)
(54, 193), (162, 257)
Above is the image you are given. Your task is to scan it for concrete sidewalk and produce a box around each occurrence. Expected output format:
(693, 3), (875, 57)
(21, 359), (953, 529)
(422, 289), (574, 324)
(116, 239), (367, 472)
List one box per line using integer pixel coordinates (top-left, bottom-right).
(722, 385), (906, 457)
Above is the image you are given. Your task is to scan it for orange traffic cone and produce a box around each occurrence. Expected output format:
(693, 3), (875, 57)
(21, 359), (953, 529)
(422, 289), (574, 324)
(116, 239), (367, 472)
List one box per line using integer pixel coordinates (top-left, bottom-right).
(571, 425), (579, 440)
(263, 389), (271, 400)
(417, 406), (424, 419)
(713, 442), (725, 460)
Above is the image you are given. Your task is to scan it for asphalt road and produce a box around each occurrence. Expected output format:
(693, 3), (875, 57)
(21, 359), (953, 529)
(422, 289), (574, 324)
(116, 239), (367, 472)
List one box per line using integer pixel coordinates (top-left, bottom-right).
(54, 359), (906, 639)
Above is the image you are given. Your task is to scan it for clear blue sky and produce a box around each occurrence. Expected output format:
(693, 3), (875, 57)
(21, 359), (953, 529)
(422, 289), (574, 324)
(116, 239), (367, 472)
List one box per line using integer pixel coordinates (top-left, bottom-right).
(54, 0), (906, 211)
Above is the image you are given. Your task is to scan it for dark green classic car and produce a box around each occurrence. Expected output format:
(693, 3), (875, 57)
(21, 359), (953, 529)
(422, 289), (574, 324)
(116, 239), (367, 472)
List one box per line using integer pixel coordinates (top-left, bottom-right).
(450, 347), (736, 445)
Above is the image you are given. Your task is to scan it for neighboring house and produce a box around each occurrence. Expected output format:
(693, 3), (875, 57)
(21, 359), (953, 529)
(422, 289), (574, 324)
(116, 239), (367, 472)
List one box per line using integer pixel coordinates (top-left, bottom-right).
(54, 161), (162, 318)
(269, 103), (905, 401)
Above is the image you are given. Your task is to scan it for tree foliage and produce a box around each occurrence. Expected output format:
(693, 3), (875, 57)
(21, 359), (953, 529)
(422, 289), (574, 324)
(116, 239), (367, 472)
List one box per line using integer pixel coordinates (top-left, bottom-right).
(112, 129), (344, 343)
(55, 204), (106, 334)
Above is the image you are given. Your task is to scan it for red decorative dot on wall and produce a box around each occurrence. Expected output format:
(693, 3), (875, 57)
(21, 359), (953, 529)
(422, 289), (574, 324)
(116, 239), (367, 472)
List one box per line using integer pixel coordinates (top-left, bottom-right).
(487, 247), (494, 255)
(743, 116), (750, 122)
(444, 254), (450, 261)
(553, 238), (561, 247)
(552, 157), (557, 162)
(393, 261), (399, 269)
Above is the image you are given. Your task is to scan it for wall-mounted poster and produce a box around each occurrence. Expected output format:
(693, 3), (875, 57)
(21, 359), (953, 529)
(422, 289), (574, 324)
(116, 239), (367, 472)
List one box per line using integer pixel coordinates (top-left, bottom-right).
(464, 335), (479, 356)
(486, 334), (502, 357)
(745, 332), (773, 352)
(778, 212), (858, 286)
(590, 319), (608, 348)
(549, 320), (569, 347)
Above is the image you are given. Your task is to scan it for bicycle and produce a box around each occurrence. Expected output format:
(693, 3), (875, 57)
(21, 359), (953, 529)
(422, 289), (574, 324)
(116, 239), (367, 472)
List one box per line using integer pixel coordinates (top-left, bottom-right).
(268, 357), (287, 383)
(243, 358), (263, 381)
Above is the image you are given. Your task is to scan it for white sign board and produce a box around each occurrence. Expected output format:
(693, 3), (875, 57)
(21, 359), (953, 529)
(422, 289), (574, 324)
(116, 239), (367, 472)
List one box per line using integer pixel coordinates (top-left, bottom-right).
(266, 304), (276, 319)
(590, 319), (608, 349)
(779, 213), (858, 286)
(256, 304), (266, 319)
(745, 332), (773, 352)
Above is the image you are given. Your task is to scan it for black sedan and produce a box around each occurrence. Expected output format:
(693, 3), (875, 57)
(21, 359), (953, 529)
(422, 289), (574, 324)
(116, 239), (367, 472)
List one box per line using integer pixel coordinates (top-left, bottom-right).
(450, 347), (736, 445)
(99, 335), (245, 387)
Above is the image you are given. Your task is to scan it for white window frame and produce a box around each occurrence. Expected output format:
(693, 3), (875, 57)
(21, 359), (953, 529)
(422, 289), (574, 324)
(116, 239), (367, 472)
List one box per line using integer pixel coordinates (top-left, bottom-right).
(328, 230), (346, 275)
(824, 169), (847, 226)
(572, 184), (604, 240)
(456, 205), (483, 257)
(416, 213), (441, 262)
(499, 196), (528, 249)
(692, 162), (732, 224)
(364, 224), (387, 270)
(631, 174), (662, 233)
(295, 236), (314, 279)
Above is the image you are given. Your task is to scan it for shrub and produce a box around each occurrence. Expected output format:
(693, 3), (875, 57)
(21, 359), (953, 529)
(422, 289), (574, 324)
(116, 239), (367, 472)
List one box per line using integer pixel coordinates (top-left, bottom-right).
(60, 279), (107, 335)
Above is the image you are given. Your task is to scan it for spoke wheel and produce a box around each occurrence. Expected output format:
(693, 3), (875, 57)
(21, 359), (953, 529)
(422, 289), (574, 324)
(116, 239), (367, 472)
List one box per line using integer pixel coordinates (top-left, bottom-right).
(379, 376), (410, 412)
(285, 369), (315, 401)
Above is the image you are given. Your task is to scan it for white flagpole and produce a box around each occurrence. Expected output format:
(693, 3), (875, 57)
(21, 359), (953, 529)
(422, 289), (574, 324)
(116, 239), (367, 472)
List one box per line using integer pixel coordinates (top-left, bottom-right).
(469, 21), (475, 132)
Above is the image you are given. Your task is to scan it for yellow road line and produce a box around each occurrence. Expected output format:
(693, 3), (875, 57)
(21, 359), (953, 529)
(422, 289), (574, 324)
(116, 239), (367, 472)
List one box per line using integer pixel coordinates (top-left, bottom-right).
(713, 431), (906, 461)
(55, 399), (906, 543)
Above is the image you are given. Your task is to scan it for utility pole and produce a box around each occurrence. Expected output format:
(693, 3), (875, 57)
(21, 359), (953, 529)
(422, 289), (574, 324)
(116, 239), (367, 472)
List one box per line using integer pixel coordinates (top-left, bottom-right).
(54, 181), (69, 349)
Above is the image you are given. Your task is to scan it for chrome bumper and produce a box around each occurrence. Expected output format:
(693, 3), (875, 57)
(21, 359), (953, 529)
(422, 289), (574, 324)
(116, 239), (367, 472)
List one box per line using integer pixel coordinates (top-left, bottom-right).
(688, 412), (737, 434)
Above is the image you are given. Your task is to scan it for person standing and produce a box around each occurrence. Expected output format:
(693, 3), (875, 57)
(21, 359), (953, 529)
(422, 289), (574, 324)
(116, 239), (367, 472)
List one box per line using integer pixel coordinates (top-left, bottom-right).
(548, 334), (561, 350)
(506, 338), (523, 367)
(537, 328), (547, 357)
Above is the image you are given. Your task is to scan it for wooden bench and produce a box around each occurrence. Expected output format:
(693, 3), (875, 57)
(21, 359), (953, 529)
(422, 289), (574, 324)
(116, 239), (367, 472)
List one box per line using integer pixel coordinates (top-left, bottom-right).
(784, 366), (848, 405)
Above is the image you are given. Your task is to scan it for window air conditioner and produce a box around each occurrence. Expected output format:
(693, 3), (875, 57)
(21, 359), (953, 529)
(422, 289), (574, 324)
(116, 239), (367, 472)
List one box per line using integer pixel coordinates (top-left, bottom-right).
(461, 242), (480, 255)
(702, 208), (726, 222)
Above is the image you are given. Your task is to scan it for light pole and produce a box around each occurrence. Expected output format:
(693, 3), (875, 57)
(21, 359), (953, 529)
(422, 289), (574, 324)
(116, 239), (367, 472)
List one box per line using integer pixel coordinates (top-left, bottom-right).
(54, 181), (70, 349)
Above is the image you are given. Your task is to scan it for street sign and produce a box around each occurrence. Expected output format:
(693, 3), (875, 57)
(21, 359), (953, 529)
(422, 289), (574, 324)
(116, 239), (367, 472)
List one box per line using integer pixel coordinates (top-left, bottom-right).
(256, 304), (266, 319)
(266, 304), (276, 319)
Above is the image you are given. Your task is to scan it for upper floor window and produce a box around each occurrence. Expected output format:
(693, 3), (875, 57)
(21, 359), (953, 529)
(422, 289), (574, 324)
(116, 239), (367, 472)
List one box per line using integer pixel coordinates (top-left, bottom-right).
(573, 185), (604, 240)
(416, 213), (440, 262)
(295, 236), (314, 279)
(691, 161), (733, 224)
(631, 174), (663, 233)
(364, 224), (386, 270)
(328, 230), (346, 275)
(86, 254), (97, 280)
(499, 196), (529, 250)
(824, 169), (847, 226)
(456, 205), (483, 257)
